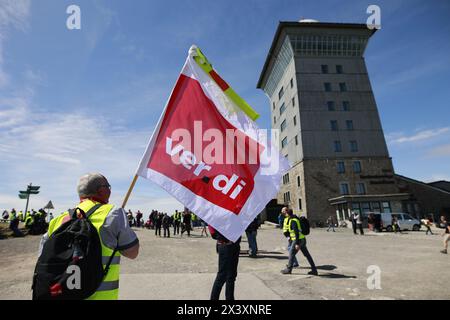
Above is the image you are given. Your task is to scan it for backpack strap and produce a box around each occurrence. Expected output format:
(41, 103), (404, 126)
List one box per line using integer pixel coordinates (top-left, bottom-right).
(103, 246), (118, 277)
(85, 203), (103, 219)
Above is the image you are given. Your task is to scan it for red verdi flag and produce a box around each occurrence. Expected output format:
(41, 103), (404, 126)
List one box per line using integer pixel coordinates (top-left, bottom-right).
(136, 45), (290, 241)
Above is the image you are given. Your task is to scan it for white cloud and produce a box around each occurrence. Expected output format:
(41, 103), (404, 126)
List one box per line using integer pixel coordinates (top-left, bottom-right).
(387, 127), (450, 144)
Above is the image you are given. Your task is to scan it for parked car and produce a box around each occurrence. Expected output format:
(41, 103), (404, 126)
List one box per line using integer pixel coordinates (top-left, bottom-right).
(362, 212), (421, 232)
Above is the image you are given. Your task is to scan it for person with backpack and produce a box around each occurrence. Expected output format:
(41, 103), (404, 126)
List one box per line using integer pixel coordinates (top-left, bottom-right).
(34, 173), (139, 300)
(208, 225), (241, 300)
(281, 209), (318, 276)
(281, 207), (299, 268)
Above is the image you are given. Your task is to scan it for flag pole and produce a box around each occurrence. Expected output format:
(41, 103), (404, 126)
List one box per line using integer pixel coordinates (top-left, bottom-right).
(122, 174), (138, 209)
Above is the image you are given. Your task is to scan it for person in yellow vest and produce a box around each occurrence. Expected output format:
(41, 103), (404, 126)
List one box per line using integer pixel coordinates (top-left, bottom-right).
(281, 207), (298, 268)
(38, 173), (140, 300)
(18, 210), (24, 222)
(281, 209), (318, 275)
(24, 212), (34, 229)
(173, 210), (181, 235)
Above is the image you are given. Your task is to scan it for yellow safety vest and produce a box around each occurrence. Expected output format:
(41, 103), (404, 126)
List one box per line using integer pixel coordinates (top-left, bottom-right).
(288, 217), (305, 241)
(47, 199), (121, 300)
(282, 216), (290, 233)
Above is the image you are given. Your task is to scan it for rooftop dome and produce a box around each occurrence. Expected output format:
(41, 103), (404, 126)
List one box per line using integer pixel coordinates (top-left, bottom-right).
(299, 19), (319, 23)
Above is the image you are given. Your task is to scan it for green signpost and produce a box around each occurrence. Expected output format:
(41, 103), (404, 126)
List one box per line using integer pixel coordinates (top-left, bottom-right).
(18, 184), (40, 216)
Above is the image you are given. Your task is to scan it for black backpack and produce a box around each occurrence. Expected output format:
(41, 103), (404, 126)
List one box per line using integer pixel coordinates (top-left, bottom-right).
(299, 216), (310, 236)
(32, 204), (117, 300)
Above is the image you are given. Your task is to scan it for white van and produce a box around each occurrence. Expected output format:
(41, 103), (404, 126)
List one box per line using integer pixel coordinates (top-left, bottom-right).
(380, 213), (421, 232)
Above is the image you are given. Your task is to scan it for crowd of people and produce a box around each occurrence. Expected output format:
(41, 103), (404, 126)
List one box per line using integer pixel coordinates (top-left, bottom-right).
(1, 208), (52, 237)
(125, 208), (210, 238)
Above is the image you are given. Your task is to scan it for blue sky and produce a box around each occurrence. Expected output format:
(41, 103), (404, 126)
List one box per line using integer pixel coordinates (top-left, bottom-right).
(1, 0), (449, 217)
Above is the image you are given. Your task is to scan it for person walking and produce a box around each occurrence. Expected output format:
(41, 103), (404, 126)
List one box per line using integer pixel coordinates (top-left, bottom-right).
(281, 209), (318, 275)
(37, 172), (139, 300)
(326, 215), (335, 232)
(209, 226), (241, 300)
(439, 215), (449, 254)
(281, 207), (298, 268)
(245, 215), (260, 257)
(422, 215), (434, 235)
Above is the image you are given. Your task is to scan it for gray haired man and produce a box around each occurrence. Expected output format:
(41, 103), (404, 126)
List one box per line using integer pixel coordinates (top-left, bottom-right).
(38, 173), (139, 300)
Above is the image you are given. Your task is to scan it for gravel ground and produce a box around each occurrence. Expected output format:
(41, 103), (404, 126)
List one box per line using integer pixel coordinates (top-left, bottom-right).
(0, 222), (449, 300)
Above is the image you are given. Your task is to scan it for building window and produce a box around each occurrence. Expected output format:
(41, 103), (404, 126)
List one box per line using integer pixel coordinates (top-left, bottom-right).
(334, 141), (342, 152)
(371, 202), (381, 213)
(292, 97), (295, 107)
(350, 140), (358, 152)
(382, 201), (392, 213)
(283, 192), (291, 204)
(356, 183), (366, 195)
(290, 78), (294, 88)
(330, 120), (338, 131)
(294, 135), (298, 145)
(283, 173), (290, 185)
(297, 176), (301, 187)
(361, 202), (370, 213)
(327, 101), (335, 111)
(273, 116), (276, 124)
(278, 87), (284, 100)
(321, 65), (329, 74)
(346, 120), (354, 130)
(339, 183), (349, 195)
(337, 161), (345, 173)
(281, 119), (287, 132)
(324, 83), (332, 92)
(293, 116), (297, 126)
(343, 101), (350, 111)
(298, 198), (302, 210)
(336, 65), (343, 74)
(339, 82), (347, 92)
(282, 137), (288, 149)
(280, 102), (286, 115)
(353, 161), (362, 173)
